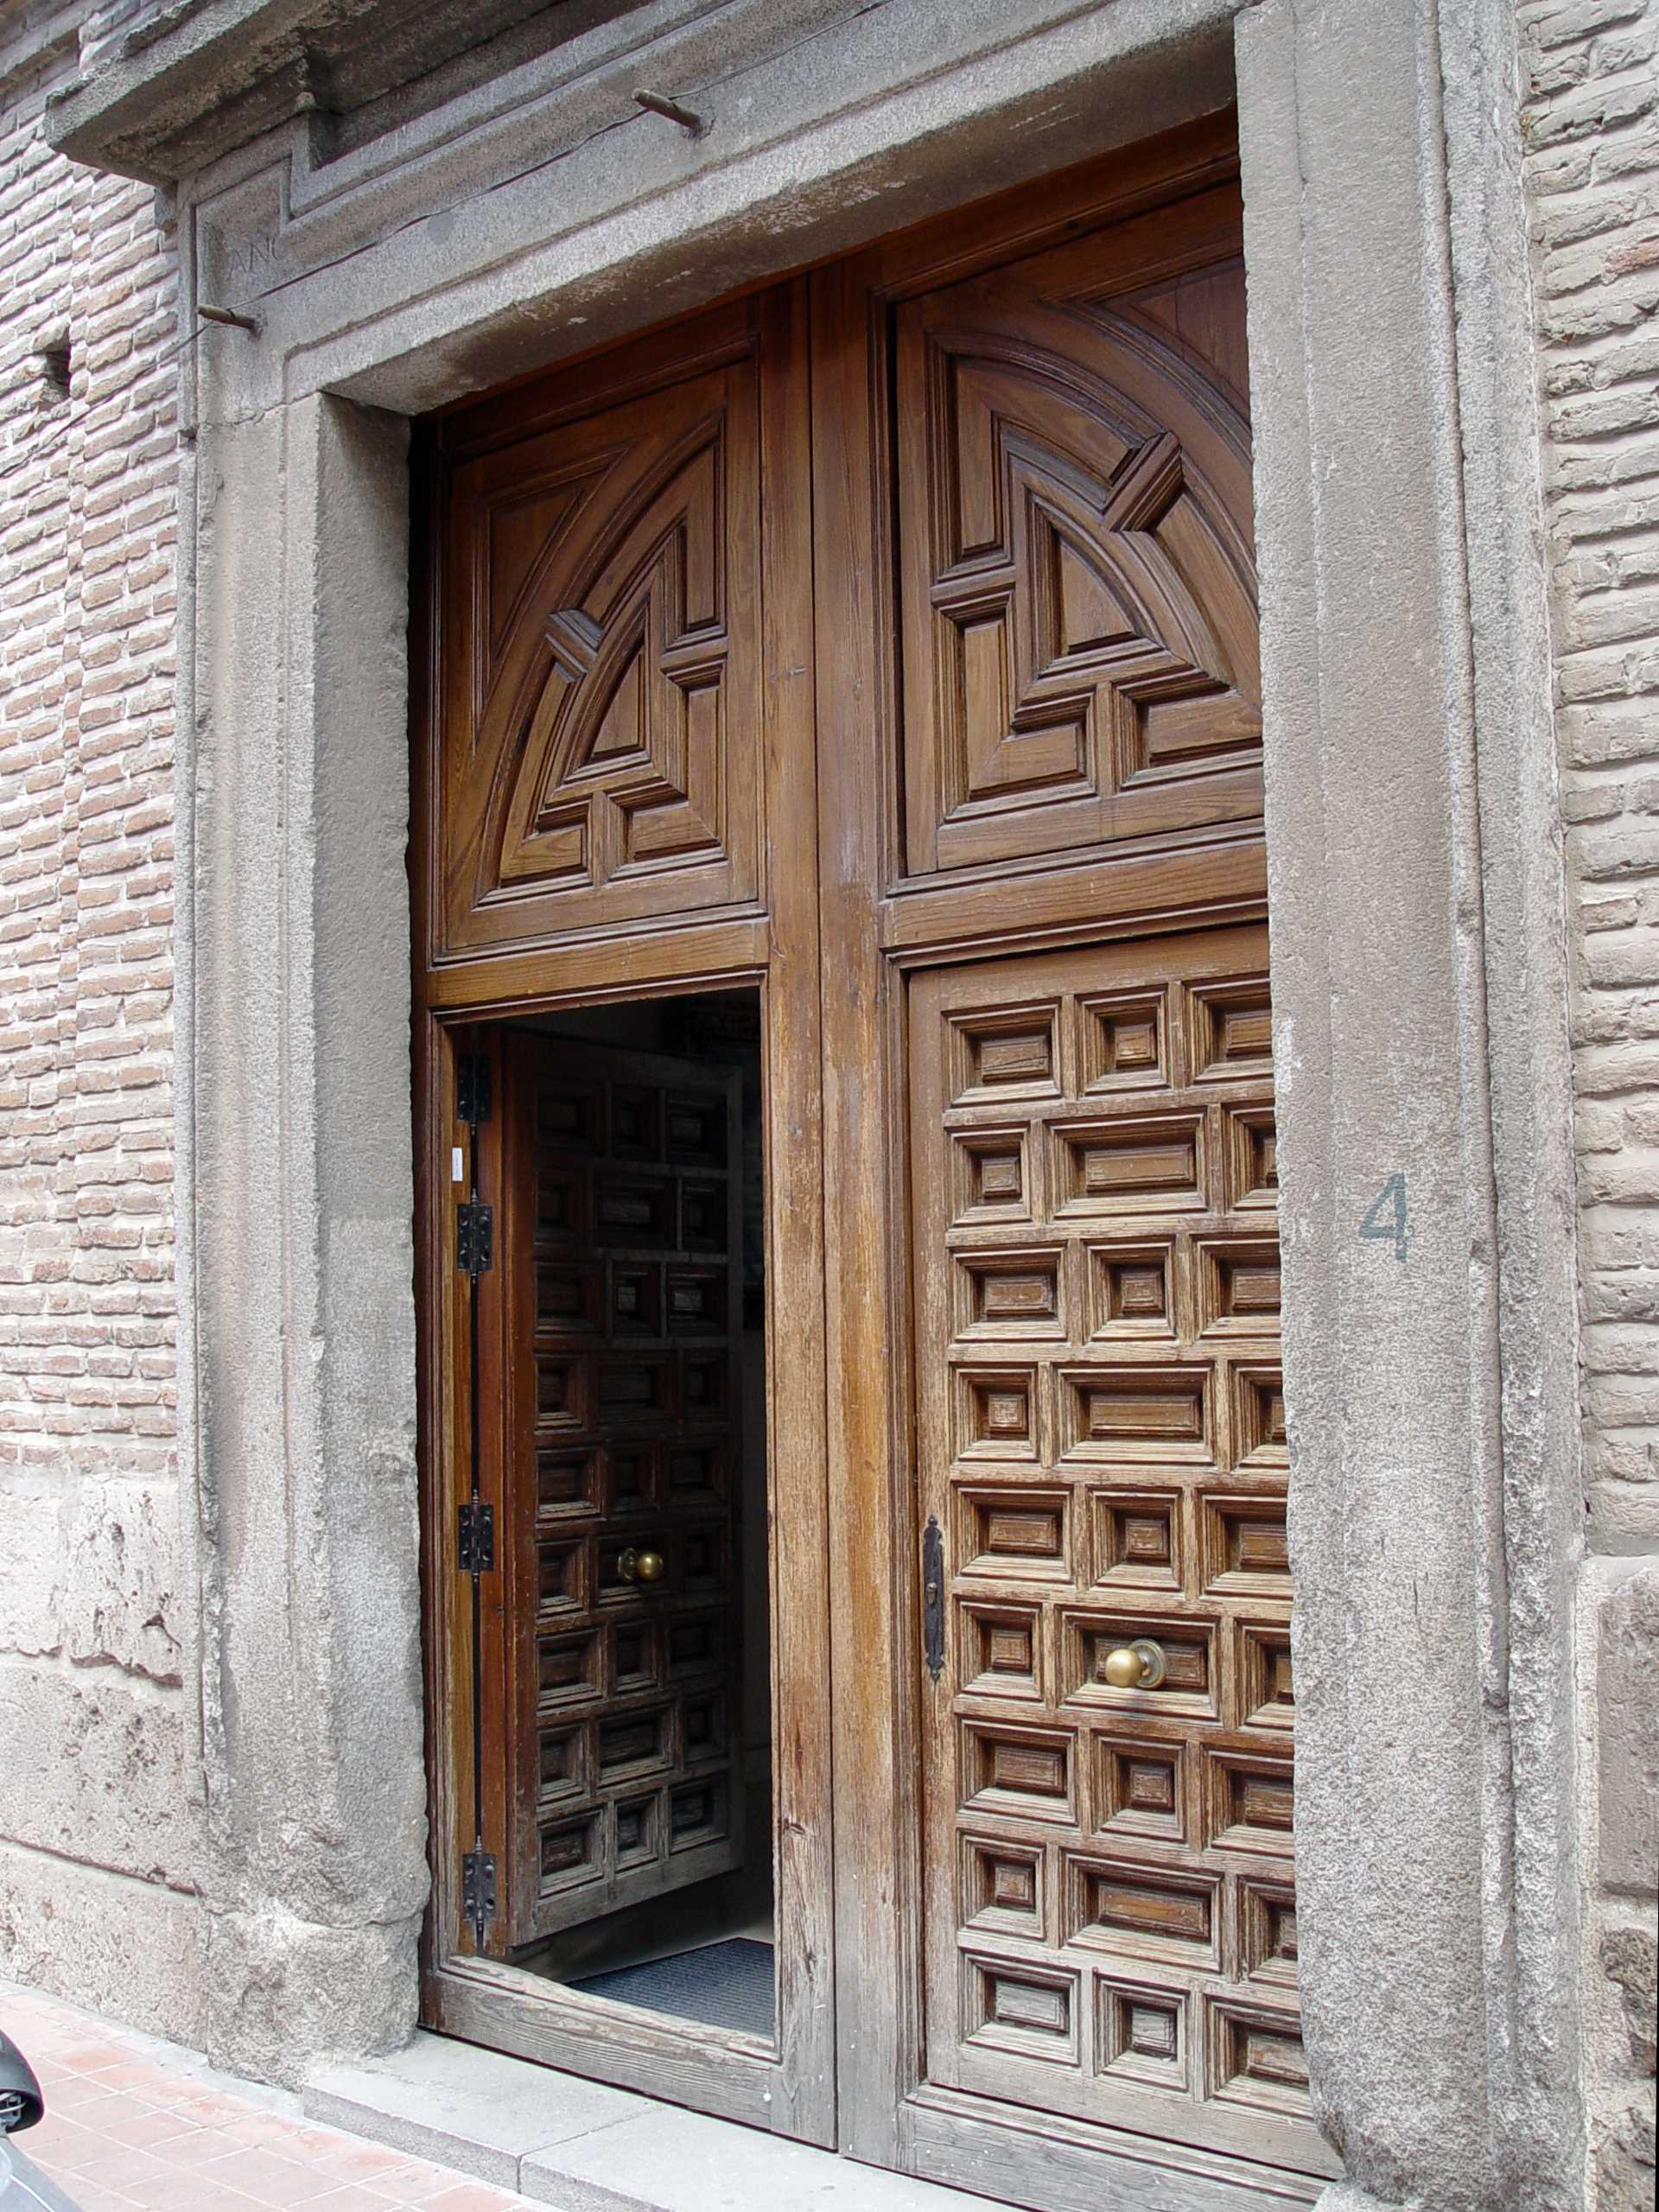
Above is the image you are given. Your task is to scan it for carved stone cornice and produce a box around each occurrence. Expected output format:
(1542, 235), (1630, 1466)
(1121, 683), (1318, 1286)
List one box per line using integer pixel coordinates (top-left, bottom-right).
(44, 0), (632, 182)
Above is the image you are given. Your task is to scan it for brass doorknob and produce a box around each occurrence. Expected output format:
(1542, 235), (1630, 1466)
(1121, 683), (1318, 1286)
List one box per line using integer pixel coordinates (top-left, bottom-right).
(618, 1547), (664, 1585)
(1101, 1637), (1167, 1690)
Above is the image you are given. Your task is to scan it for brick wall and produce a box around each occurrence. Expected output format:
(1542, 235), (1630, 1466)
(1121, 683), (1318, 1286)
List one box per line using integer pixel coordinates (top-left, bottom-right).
(0, 0), (200, 2026)
(1519, 2), (1659, 2206)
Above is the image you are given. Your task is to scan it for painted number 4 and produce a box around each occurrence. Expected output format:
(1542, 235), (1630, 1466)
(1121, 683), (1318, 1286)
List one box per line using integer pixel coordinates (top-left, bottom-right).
(1359, 1173), (1409, 1263)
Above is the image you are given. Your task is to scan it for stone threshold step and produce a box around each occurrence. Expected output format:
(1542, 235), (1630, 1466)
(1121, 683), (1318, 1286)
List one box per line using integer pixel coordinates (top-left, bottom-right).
(304, 2031), (1001, 2211)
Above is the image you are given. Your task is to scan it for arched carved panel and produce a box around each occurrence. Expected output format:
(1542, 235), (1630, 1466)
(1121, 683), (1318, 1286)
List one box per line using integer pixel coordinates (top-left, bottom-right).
(436, 359), (762, 955)
(897, 241), (1262, 878)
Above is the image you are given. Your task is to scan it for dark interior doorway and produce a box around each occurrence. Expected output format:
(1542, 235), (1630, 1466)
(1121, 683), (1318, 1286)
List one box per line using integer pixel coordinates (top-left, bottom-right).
(492, 989), (773, 2040)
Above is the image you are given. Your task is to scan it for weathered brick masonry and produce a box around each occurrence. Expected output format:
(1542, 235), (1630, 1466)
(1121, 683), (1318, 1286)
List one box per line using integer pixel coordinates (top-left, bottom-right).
(0, 1), (1654, 2198)
(1520, 0), (1659, 2202)
(0, 0), (197, 2022)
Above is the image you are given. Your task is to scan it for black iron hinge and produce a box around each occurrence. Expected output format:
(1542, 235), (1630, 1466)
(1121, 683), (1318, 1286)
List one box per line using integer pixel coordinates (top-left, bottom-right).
(456, 1201), (493, 1276)
(457, 1500), (495, 1575)
(456, 1053), (493, 1128)
(922, 1513), (945, 1683)
(461, 1848), (497, 1942)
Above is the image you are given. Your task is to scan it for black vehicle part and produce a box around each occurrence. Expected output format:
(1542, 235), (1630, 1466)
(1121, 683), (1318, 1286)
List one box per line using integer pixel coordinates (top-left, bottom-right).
(0, 2027), (43, 2132)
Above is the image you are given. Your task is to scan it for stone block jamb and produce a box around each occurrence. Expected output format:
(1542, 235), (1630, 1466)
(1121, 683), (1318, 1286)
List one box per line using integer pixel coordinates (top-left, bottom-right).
(54, 0), (1586, 2203)
(1238, 2), (1582, 2208)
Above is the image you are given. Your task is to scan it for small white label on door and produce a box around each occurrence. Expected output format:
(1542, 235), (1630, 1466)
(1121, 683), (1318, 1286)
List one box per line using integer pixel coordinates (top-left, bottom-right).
(451, 1146), (465, 1184)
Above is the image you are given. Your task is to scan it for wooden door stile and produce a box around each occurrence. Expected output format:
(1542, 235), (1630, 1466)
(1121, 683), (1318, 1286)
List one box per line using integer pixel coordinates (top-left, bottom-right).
(752, 276), (837, 2145)
(808, 248), (922, 2173)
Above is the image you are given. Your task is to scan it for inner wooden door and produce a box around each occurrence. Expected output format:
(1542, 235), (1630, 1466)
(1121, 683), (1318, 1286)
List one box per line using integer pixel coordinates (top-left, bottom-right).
(499, 1035), (747, 1944)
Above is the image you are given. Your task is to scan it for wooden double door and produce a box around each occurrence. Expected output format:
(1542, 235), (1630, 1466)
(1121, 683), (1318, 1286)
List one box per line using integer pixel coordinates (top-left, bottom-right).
(413, 113), (1334, 2209)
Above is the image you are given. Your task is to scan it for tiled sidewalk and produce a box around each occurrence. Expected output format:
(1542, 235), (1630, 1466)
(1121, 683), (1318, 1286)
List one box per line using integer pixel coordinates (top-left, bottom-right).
(0, 1983), (541, 2212)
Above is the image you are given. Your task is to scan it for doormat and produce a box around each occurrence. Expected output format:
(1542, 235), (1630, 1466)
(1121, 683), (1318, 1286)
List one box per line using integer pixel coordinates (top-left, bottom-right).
(569, 1936), (774, 2037)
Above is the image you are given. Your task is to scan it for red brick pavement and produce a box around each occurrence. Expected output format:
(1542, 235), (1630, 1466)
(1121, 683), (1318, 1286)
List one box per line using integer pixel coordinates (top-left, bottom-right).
(1, 1985), (538, 2212)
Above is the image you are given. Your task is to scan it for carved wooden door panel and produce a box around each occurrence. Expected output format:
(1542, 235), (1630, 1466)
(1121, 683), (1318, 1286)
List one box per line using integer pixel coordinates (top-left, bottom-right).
(419, 284), (836, 2137)
(908, 925), (1313, 2169)
(893, 193), (1261, 880)
(498, 1034), (745, 1946)
(435, 350), (763, 958)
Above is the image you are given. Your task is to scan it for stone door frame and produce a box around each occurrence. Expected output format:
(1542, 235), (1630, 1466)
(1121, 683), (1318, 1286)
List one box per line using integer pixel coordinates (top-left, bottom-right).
(78, 1), (1583, 2206)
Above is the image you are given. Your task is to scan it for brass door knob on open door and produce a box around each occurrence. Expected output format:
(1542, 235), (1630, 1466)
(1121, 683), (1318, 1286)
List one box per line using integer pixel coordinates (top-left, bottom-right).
(1101, 1638), (1167, 1689)
(618, 1548), (665, 1585)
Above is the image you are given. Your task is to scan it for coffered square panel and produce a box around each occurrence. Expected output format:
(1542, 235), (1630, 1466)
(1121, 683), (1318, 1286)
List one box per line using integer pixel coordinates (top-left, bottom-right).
(950, 1126), (1038, 1225)
(948, 1002), (1064, 1103)
(1205, 1998), (1313, 2119)
(1239, 1878), (1300, 1992)
(1198, 1491), (1291, 1598)
(958, 1599), (1046, 1701)
(961, 1719), (1078, 1825)
(962, 1834), (1051, 1943)
(964, 1955), (1083, 2068)
(1096, 1975), (1191, 2094)
(1223, 1107), (1279, 1211)
(1194, 1238), (1281, 1338)
(1203, 1748), (1294, 1858)
(954, 1245), (1067, 1340)
(1077, 988), (1171, 1094)
(1086, 1241), (1180, 1341)
(1091, 1732), (1192, 1847)
(1185, 976), (1274, 1084)
(954, 1482), (1072, 1584)
(952, 1363), (1044, 1462)
(1235, 1620), (1296, 1735)
(1087, 1485), (1185, 1593)
(911, 925), (1306, 2169)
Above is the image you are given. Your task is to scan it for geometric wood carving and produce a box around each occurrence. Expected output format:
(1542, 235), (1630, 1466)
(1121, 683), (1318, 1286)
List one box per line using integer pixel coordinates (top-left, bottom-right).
(897, 223), (1262, 878)
(497, 442), (726, 894)
(910, 925), (1316, 2172)
(436, 359), (762, 954)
